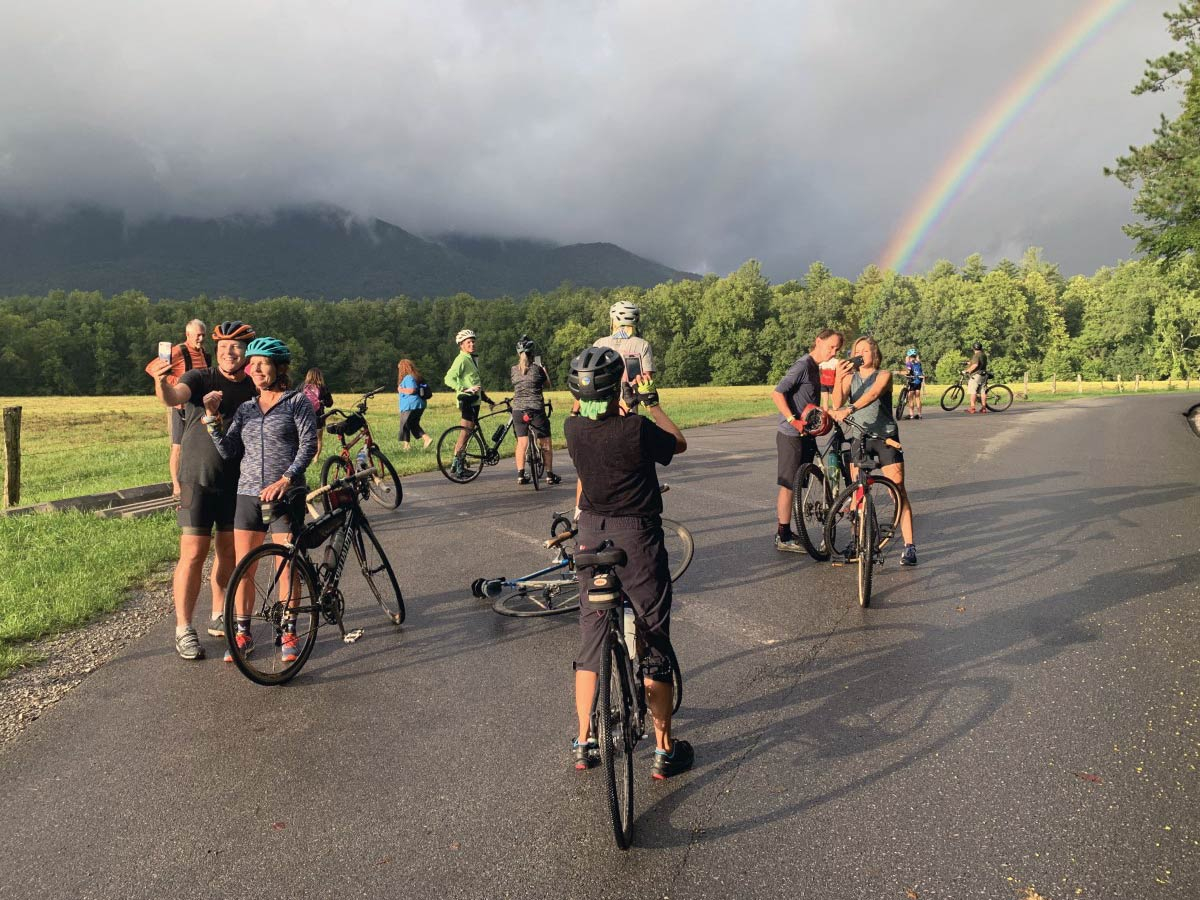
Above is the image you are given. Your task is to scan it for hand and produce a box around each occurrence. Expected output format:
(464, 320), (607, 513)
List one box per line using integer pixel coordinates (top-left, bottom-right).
(641, 388), (660, 408)
(148, 358), (172, 380)
(202, 390), (223, 416)
(835, 360), (854, 378)
(259, 477), (291, 502)
(620, 381), (637, 410)
(829, 406), (851, 423)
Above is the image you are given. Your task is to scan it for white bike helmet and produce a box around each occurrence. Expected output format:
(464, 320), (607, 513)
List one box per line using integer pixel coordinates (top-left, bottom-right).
(609, 301), (640, 325)
(455, 329), (477, 344)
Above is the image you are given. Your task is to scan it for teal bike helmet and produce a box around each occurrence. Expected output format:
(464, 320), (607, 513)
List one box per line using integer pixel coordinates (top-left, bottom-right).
(906, 348), (918, 358)
(245, 336), (291, 362)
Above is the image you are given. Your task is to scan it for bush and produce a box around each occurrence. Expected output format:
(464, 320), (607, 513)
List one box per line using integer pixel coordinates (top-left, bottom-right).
(934, 353), (966, 384)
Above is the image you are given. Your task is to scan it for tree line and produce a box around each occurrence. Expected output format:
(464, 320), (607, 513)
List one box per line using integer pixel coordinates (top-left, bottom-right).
(0, 246), (1195, 397)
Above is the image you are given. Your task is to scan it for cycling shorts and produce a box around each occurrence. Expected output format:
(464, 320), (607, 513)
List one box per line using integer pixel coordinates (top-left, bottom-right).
(177, 483), (236, 536)
(575, 513), (674, 684)
(234, 493), (301, 534)
(851, 436), (904, 468)
(170, 409), (186, 445)
(457, 401), (480, 424)
(512, 409), (549, 439)
(776, 431), (817, 488)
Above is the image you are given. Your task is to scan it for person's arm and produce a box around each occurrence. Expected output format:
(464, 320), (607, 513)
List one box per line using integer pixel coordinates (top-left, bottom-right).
(398, 375), (416, 395)
(965, 355), (979, 374)
(148, 359), (193, 406)
(647, 404), (686, 454)
(641, 343), (655, 378)
(444, 356), (466, 392)
(261, 399), (317, 501)
(204, 397), (244, 460)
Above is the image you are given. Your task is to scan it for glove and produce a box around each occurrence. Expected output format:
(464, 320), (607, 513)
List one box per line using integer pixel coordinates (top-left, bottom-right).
(621, 381), (637, 409)
(641, 389), (659, 408)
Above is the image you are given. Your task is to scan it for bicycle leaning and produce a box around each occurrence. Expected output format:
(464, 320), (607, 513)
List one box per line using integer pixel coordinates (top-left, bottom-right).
(436, 397), (520, 484)
(939, 370), (1014, 413)
(223, 467), (405, 685)
(321, 387), (403, 509)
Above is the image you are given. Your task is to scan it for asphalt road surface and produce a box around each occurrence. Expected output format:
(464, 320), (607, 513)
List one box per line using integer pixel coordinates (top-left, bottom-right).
(2, 393), (1197, 900)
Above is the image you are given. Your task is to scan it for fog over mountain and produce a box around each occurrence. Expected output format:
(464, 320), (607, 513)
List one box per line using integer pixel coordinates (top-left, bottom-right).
(0, 1), (1177, 280)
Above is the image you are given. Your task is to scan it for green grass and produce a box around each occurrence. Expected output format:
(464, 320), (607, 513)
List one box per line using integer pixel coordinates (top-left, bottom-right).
(0, 511), (177, 677)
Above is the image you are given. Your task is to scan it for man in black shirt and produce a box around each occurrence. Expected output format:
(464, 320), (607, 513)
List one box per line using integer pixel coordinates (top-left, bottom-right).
(772, 329), (848, 551)
(563, 346), (693, 779)
(148, 320), (257, 660)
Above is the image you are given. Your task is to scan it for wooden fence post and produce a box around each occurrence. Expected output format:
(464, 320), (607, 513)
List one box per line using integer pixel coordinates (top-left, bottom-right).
(1022, 371), (1029, 400)
(1117, 373), (1123, 393)
(1077, 373), (1082, 394)
(1135, 373), (1141, 392)
(2, 406), (20, 509)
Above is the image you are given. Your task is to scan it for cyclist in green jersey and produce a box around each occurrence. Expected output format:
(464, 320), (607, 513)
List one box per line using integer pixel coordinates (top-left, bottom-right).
(444, 329), (495, 476)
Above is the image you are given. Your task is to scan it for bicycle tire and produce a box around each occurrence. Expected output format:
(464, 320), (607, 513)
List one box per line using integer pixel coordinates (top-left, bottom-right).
(824, 476), (902, 561)
(526, 439), (540, 492)
(985, 383), (1014, 412)
(223, 543), (320, 686)
(857, 491), (875, 608)
(940, 384), (965, 411)
(661, 519), (695, 583)
(366, 448), (403, 509)
(320, 454), (353, 488)
(895, 387), (909, 421)
(532, 440), (546, 482)
(352, 518), (405, 624)
(597, 631), (635, 850)
(491, 578), (580, 617)
(436, 426), (486, 484)
(790, 462), (831, 561)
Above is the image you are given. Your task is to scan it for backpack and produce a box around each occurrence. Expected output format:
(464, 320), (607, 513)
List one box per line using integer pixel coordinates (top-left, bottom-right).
(417, 382), (433, 400)
(301, 383), (323, 413)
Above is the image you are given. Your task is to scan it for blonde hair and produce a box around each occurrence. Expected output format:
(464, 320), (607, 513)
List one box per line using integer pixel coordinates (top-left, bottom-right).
(852, 336), (882, 367)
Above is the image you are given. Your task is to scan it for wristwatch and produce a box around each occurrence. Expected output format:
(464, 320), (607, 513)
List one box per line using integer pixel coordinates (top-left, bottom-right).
(786, 414), (796, 423)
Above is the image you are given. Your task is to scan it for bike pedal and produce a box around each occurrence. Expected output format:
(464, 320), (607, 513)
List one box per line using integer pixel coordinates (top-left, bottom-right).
(343, 628), (365, 644)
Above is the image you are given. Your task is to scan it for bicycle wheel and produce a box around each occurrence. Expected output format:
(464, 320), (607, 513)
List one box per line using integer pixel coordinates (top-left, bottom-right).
(525, 439), (540, 492)
(825, 477), (902, 560)
(661, 519), (695, 583)
(985, 383), (1014, 412)
(940, 384), (965, 411)
(491, 577), (580, 617)
(532, 440), (546, 482)
(320, 454), (352, 488)
(895, 387), (909, 421)
(352, 518), (405, 624)
(366, 447), (403, 509)
(436, 426), (486, 484)
(596, 630), (635, 850)
(867, 475), (902, 551)
(790, 463), (831, 561)
(224, 543), (320, 686)
(857, 492), (875, 608)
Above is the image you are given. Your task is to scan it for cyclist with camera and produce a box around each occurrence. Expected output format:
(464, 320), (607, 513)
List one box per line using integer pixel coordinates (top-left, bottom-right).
(444, 329), (496, 477)
(829, 336), (917, 566)
(511, 334), (560, 486)
(563, 346), (693, 779)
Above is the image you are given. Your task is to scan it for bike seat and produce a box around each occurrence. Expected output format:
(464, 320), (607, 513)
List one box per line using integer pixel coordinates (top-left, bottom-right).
(575, 547), (627, 569)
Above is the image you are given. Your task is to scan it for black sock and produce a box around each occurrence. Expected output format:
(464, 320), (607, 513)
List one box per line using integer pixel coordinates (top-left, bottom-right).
(777, 522), (792, 541)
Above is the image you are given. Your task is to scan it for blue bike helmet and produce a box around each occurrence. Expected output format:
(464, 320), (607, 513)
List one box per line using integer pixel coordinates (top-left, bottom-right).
(245, 336), (291, 363)
(906, 348), (918, 358)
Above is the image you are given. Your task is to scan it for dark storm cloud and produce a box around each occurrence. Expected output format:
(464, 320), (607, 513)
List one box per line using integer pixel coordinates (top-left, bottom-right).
(0, 1), (1177, 279)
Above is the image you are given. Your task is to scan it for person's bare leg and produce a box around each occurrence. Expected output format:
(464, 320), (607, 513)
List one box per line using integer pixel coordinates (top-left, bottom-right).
(776, 486), (793, 528)
(453, 417), (472, 454)
(575, 669), (598, 743)
(232, 529), (266, 620)
(169, 446), (181, 496)
(541, 438), (553, 472)
(881, 462), (914, 545)
(515, 435), (528, 472)
(174, 534), (212, 627)
(645, 679), (674, 751)
(211, 530), (235, 619)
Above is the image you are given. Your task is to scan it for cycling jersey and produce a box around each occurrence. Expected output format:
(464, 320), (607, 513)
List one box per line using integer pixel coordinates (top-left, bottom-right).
(444, 351), (483, 403)
(210, 390), (317, 496)
(510, 363), (549, 411)
(594, 331), (654, 377)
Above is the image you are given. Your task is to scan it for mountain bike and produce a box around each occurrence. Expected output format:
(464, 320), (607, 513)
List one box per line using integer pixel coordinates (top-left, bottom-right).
(436, 398), (517, 484)
(940, 371), (1014, 412)
(577, 540), (683, 850)
(321, 387), (403, 509)
(822, 419), (904, 608)
(894, 373), (921, 420)
(223, 468), (404, 685)
(471, 507), (695, 617)
(791, 424), (901, 562)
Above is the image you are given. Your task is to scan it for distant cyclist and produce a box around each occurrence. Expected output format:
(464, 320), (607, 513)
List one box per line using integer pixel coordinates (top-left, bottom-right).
(594, 300), (654, 381)
(511, 334), (560, 486)
(830, 336), (917, 567)
(443, 329), (495, 477)
(901, 349), (924, 419)
(965, 341), (988, 414)
(563, 346), (692, 779)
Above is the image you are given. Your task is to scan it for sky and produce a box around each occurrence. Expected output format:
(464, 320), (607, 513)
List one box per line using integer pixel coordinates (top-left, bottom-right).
(0, 0), (1178, 280)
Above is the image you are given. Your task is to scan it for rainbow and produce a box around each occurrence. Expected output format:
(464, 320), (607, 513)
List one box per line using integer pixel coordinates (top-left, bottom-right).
(878, 0), (1133, 274)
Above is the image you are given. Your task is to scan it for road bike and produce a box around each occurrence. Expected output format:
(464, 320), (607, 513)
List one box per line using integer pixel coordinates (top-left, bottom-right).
(223, 468), (404, 685)
(321, 388), (403, 509)
(471, 507), (695, 617)
(516, 400), (554, 491)
(577, 540), (683, 850)
(940, 371), (1014, 412)
(791, 423), (901, 562)
(822, 419), (904, 608)
(436, 398), (518, 484)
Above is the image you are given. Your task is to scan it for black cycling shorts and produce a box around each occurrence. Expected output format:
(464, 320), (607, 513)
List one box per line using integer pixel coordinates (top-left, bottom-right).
(776, 431), (817, 488)
(512, 409), (549, 439)
(851, 436), (904, 468)
(177, 483), (236, 536)
(234, 493), (301, 534)
(457, 401), (480, 425)
(170, 409), (186, 445)
(575, 514), (675, 684)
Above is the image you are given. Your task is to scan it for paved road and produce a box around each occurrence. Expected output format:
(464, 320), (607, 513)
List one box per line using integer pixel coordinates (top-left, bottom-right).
(2, 394), (1198, 900)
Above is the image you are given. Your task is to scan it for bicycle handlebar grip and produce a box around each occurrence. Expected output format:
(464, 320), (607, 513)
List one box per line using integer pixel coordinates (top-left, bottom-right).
(305, 483), (331, 503)
(544, 529), (577, 549)
(884, 439), (903, 450)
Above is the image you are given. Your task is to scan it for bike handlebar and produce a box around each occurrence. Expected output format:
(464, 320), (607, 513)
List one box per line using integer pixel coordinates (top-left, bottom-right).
(305, 466), (378, 504)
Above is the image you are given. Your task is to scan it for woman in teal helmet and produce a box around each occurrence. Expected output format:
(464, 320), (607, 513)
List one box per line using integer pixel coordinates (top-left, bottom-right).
(901, 348), (924, 419)
(204, 336), (318, 663)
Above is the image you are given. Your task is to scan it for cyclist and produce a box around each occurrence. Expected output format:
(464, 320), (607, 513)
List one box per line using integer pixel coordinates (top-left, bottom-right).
(829, 336), (917, 567)
(965, 340), (988, 414)
(772, 328), (850, 552)
(563, 346), (692, 779)
(203, 337), (318, 663)
(594, 300), (654, 380)
(146, 320), (256, 660)
(145, 319), (210, 498)
(443, 329), (495, 476)
(511, 334), (560, 485)
(902, 348), (924, 419)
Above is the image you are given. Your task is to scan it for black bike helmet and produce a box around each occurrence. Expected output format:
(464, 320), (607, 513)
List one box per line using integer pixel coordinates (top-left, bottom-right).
(515, 334), (536, 355)
(972, 341), (983, 351)
(567, 346), (624, 401)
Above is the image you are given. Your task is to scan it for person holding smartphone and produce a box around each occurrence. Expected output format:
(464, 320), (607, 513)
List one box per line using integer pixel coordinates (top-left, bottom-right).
(593, 300), (654, 382)
(145, 320), (210, 498)
(511, 335), (560, 485)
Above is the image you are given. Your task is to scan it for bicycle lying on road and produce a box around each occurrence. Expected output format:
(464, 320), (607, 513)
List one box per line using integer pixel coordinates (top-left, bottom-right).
(940, 371), (1014, 413)
(436, 397), (518, 484)
(321, 387), (403, 509)
(223, 467), (405, 686)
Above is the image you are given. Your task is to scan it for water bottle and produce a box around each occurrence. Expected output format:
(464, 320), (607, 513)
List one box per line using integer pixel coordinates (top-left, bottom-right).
(356, 448), (369, 471)
(825, 449), (841, 484)
(491, 423), (507, 445)
(623, 607), (637, 662)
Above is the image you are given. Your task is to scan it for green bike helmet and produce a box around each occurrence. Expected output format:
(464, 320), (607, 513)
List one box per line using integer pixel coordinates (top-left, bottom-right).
(245, 336), (291, 362)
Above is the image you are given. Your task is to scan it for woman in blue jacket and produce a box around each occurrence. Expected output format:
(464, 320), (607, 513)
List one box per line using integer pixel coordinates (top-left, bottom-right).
(397, 358), (432, 450)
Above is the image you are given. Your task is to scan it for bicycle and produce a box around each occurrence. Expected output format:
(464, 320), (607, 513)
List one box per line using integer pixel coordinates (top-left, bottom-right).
(321, 387), (403, 509)
(436, 398), (518, 484)
(576, 540), (683, 850)
(822, 419), (904, 608)
(894, 373), (921, 420)
(517, 400), (554, 492)
(223, 467), (405, 685)
(940, 371), (1014, 412)
(472, 505), (695, 617)
(791, 423), (901, 562)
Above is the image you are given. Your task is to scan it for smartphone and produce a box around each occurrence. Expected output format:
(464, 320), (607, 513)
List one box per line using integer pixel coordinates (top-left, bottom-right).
(157, 341), (172, 362)
(848, 354), (864, 369)
(624, 355), (642, 380)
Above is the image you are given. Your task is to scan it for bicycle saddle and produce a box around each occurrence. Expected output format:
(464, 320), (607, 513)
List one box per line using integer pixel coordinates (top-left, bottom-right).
(575, 547), (627, 569)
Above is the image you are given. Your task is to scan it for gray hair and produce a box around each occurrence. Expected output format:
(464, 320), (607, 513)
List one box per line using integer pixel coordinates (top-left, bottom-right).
(186, 318), (206, 334)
